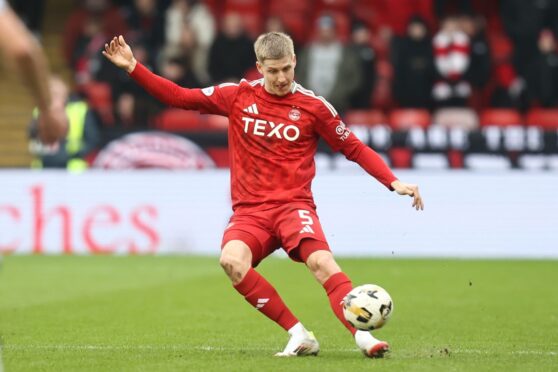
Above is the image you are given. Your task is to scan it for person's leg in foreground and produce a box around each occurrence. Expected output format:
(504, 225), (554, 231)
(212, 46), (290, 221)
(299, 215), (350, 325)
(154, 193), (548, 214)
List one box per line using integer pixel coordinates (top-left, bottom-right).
(299, 239), (390, 358)
(220, 231), (319, 356)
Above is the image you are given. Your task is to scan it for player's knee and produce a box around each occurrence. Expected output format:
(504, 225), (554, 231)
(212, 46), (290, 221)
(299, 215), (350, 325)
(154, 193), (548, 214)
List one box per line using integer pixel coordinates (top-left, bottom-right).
(219, 244), (251, 284)
(306, 250), (340, 282)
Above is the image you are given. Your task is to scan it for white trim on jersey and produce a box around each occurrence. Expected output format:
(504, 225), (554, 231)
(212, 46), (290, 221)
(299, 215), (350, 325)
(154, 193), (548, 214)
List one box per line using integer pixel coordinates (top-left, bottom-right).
(295, 84), (338, 117)
(249, 78), (264, 86)
(218, 82), (238, 88)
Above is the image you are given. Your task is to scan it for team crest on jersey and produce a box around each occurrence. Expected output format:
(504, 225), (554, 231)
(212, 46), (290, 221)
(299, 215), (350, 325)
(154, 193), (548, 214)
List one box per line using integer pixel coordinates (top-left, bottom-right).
(202, 86), (215, 96)
(289, 108), (301, 121)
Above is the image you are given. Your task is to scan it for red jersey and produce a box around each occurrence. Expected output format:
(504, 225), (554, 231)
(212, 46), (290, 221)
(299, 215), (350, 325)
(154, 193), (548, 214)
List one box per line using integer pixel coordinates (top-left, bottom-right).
(131, 63), (397, 210)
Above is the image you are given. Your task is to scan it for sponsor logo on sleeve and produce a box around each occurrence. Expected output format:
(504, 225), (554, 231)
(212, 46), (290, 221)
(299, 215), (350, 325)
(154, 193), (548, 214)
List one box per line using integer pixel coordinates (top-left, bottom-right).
(336, 121), (351, 141)
(202, 86), (215, 96)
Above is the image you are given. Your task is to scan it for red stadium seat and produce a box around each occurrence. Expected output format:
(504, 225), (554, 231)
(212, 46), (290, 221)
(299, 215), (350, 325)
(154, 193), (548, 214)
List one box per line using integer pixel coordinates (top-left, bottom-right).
(269, 0), (314, 14)
(389, 109), (431, 130)
(389, 147), (412, 168)
(344, 110), (387, 126)
(479, 109), (523, 127)
(526, 109), (558, 129)
(224, 0), (262, 13)
(80, 82), (114, 125)
(315, 0), (351, 13)
(277, 14), (310, 44)
(153, 109), (204, 131)
(239, 12), (262, 38)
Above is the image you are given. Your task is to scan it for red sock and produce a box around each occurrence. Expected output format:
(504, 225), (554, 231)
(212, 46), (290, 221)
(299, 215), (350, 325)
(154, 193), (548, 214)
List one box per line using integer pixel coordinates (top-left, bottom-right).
(233, 268), (299, 331)
(323, 272), (356, 335)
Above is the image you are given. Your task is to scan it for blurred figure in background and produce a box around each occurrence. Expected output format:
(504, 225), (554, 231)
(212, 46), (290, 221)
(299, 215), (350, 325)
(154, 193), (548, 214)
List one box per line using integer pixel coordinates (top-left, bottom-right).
(525, 29), (558, 108)
(348, 21), (376, 109)
(95, 36), (162, 128)
(296, 14), (361, 113)
(208, 12), (254, 83)
(490, 62), (528, 111)
(64, 0), (128, 69)
(122, 0), (166, 55)
(0, 0), (66, 144)
(71, 16), (108, 85)
(501, 0), (558, 78)
(11, 0), (45, 39)
(460, 13), (490, 91)
(391, 15), (435, 109)
(160, 55), (201, 88)
(432, 15), (471, 107)
(29, 76), (100, 171)
(165, 0), (215, 85)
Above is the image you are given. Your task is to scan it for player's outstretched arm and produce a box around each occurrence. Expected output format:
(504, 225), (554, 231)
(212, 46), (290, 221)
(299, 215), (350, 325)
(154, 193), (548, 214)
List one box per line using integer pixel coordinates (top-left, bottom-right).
(102, 35), (137, 73)
(390, 180), (424, 210)
(102, 35), (220, 110)
(0, 6), (67, 144)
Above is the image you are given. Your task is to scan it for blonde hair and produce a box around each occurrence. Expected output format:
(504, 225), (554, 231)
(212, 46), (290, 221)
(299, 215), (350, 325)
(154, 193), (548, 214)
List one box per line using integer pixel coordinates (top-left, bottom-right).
(254, 32), (295, 63)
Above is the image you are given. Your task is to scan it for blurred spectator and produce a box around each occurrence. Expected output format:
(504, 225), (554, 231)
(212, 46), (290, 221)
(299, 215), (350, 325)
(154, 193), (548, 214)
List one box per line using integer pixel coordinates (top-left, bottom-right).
(348, 21), (377, 109)
(501, 0), (558, 77)
(490, 62), (528, 111)
(432, 15), (471, 107)
(165, 0), (216, 85)
(460, 13), (490, 89)
(122, 0), (166, 55)
(208, 12), (254, 83)
(372, 0), (436, 37)
(296, 14), (361, 113)
(63, 0), (128, 67)
(72, 17), (109, 85)
(96, 38), (162, 127)
(29, 76), (101, 171)
(11, 0), (45, 38)
(160, 55), (201, 88)
(434, 0), (473, 20)
(391, 16), (435, 109)
(525, 30), (558, 108)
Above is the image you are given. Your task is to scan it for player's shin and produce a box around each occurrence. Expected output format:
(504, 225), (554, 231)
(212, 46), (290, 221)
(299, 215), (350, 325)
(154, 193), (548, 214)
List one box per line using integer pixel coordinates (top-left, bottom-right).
(233, 267), (299, 331)
(323, 272), (357, 335)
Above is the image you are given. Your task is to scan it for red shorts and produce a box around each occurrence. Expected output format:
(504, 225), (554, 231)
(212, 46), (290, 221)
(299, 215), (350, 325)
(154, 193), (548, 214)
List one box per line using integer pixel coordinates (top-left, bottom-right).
(221, 202), (330, 267)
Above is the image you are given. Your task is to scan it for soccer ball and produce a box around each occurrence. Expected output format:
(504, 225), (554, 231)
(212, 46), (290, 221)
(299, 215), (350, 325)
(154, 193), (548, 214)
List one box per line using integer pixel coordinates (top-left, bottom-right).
(342, 284), (393, 331)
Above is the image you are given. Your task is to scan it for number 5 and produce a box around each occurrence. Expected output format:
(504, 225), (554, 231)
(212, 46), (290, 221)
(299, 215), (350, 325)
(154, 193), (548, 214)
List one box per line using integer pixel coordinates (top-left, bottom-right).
(298, 210), (314, 225)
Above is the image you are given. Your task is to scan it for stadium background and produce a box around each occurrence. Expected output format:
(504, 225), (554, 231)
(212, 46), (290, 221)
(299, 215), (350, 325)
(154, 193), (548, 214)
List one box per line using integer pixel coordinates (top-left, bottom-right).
(0, 0), (556, 257)
(1, 2), (557, 371)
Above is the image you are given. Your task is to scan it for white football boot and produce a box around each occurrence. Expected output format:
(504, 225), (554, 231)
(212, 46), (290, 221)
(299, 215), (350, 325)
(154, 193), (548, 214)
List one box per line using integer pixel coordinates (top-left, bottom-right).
(355, 330), (390, 358)
(275, 323), (320, 357)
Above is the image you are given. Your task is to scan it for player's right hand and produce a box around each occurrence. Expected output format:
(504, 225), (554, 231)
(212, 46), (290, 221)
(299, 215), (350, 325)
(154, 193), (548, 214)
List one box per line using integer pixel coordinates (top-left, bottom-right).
(102, 35), (136, 73)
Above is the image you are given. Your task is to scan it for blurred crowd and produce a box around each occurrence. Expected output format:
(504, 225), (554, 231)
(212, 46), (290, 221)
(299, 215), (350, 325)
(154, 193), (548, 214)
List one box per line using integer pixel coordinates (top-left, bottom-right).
(14, 0), (558, 126)
(11, 0), (558, 169)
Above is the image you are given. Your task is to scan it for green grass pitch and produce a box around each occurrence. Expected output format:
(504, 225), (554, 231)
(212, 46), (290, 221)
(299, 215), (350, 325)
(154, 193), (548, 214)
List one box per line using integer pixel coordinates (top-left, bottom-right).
(0, 256), (557, 371)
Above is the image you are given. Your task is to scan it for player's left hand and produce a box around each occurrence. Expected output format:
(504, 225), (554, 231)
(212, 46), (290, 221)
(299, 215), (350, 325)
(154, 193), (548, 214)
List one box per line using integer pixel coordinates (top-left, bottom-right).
(391, 180), (424, 211)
